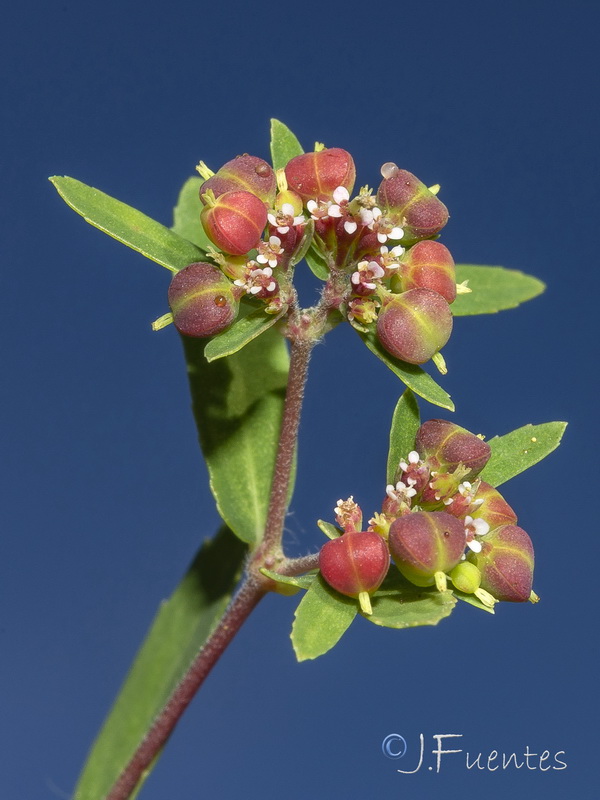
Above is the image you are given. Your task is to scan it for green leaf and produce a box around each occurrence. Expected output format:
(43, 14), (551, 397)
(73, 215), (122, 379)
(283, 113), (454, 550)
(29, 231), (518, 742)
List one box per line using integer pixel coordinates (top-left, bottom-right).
(183, 328), (291, 546)
(291, 575), (357, 661)
(363, 570), (457, 629)
(290, 219), (315, 266)
(358, 329), (455, 411)
(171, 176), (214, 252)
(479, 421), (567, 488)
(387, 390), (421, 484)
(260, 568), (317, 591)
(452, 265), (545, 316)
(453, 590), (496, 614)
(204, 305), (288, 362)
(270, 119), (304, 171)
(73, 527), (246, 800)
(317, 519), (343, 539)
(304, 244), (330, 280)
(50, 176), (206, 272)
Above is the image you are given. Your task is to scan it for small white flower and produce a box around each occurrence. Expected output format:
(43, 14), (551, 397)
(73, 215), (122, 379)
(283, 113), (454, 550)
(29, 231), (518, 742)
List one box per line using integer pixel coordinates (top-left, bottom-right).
(386, 481), (417, 502)
(307, 198), (333, 221)
(351, 260), (386, 293)
(268, 204), (305, 234)
(333, 186), (350, 204)
(399, 451), (420, 472)
(464, 515), (490, 552)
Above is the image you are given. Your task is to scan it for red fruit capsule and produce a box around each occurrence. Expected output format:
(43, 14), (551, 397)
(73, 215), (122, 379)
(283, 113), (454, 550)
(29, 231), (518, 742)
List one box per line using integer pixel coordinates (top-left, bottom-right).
(201, 190), (267, 255)
(388, 511), (466, 589)
(468, 524), (534, 602)
(415, 420), (491, 479)
(200, 154), (276, 206)
(399, 240), (456, 304)
(469, 481), (518, 530)
(168, 261), (239, 337)
(376, 166), (449, 242)
(376, 288), (452, 364)
(319, 531), (389, 614)
(285, 148), (356, 202)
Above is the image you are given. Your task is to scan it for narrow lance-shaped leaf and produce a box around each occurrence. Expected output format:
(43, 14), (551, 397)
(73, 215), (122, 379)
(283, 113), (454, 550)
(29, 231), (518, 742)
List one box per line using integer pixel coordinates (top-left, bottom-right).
(270, 119), (304, 171)
(452, 265), (545, 316)
(73, 527), (246, 800)
(304, 244), (330, 280)
(453, 590), (495, 614)
(387, 390), (420, 484)
(363, 570), (457, 629)
(50, 176), (206, 272)
(358, 329), (455, 411)
(290, 218), (315, 266)
(479, 421), (567, 487)
(183, 328), (291, 546)
(204, 305), (288, 363)
(291, 575), (357, 661)
(259, 568), (317, 592)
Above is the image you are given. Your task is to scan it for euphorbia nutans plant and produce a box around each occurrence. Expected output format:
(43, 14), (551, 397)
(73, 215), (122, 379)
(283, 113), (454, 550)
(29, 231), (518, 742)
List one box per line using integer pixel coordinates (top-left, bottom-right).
(50, 119), (565, 800)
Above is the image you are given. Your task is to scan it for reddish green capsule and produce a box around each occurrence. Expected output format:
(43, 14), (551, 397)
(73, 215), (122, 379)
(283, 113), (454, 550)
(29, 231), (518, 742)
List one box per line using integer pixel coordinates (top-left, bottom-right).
(201, 190), (267, 255)
(319, 531), (389, 614)
(376, 166), (449, 242)
(399, 240), (456, 304)
(415, 419), (491, 479)
(200, 154), (276, 206)
(468, 524), (534, 602)
(285, 148), (356, 202)
(469, 481), (518, 530)
(376, 288), (452, 364)
(388, 511), (466, 588)
(168, 262), (239, 337)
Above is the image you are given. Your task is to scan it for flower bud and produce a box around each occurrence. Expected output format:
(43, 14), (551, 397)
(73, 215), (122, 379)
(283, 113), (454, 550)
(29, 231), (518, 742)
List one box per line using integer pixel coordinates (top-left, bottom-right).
(376, 288), (452, 365)
(319, 531), (389, 614)
(449, 562), (497, 608)
(376, 166), (449, 241)
(388, 511), (466, 587)
(284, 148), (356, 202)
(468, 524), (534, 602)
(415, 420), (491, 479)
(399, 241), (456, 303)
(201, 190), (267, 255)
(200, 155), (276, 206)
(449, 561), (482, 593)
(168, 262), (239, 337)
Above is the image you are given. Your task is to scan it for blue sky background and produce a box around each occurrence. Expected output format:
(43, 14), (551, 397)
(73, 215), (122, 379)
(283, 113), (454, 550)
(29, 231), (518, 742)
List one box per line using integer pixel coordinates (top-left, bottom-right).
(2, 1), (599, 798)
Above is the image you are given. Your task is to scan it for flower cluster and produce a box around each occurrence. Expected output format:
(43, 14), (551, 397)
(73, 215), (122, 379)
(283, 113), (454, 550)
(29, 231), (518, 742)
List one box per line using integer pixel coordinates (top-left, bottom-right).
(166, 146), (462, 365)
(319, 419), (537, 614)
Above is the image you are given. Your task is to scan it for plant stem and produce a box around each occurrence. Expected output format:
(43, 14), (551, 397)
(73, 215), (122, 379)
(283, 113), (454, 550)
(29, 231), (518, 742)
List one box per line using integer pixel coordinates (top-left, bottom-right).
(106, 334), (314, 800)
(105, 576), (265, 800)
(253, 336), (314, 561)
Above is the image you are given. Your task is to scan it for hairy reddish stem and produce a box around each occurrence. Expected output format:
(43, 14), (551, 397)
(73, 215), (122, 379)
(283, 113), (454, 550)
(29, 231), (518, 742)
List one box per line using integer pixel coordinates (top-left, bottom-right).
(254, 337), (313, 561)
(105, 577), (265, 800)
(105, 338), (315, 800)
